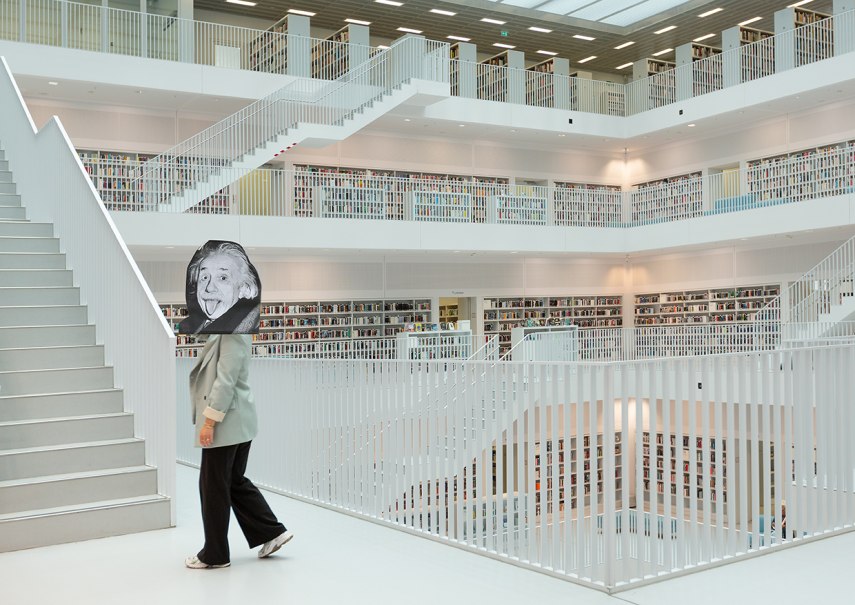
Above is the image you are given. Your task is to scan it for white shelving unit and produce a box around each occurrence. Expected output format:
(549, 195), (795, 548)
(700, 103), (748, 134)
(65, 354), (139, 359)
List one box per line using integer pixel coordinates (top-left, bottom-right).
(248, 13), (311, 76)
(630, 172), (703, 225)
(489, 195), (549, 225)
(633, 284), (780, 326)
(410, 191), (472, 222)
(395, 329), (473, 360)
(318, 186), (386, 219)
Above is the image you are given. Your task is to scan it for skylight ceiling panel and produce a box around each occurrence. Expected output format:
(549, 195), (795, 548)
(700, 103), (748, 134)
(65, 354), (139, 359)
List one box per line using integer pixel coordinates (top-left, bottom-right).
(603, 0), (691, 26)
(499, 0), (555, 7)
(570, 0), (647, 22)
(532, 0), (597, 16)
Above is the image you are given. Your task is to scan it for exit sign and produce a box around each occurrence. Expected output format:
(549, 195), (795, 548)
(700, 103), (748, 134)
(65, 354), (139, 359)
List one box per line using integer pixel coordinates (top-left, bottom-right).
(500, 30), (509, 37)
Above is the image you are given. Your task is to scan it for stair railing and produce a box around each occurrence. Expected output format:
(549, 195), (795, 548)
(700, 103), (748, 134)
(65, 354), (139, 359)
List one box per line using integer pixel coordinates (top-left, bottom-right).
(139, 36), (449, 209)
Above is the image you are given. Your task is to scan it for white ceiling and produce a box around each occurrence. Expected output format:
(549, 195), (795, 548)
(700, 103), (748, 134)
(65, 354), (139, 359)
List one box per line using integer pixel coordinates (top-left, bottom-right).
(493, 0), (704, 26)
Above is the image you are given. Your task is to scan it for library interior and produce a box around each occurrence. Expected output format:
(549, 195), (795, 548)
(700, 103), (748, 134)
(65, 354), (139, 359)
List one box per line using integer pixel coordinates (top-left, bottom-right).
(1, 0), (855, 602)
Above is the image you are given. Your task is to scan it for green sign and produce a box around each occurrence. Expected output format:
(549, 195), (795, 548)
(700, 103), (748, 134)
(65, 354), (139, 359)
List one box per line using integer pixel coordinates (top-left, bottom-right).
(500, 30), (509, 37)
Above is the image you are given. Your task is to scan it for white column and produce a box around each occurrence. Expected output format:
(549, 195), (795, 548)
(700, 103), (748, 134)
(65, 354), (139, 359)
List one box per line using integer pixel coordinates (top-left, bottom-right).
(721, 27), (741, 87)
(834, 0), (855, 55)
(177, 0), (193, 63)
(675, 43), (694, 101)
(774, 8), (797, 72)
(285, 14), (311, 77)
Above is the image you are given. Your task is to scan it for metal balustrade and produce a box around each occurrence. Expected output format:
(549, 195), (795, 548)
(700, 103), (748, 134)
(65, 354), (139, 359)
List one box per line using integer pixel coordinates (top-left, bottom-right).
(175, 343), (855, 591)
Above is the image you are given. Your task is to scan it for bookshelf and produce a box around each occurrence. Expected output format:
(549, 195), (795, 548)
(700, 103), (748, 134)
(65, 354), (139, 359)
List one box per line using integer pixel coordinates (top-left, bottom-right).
(553, 181), (622, 227)
(631, 171), (702, 225)
(477, 50), (524, 103)
(532, 433), (623, 516)
(410, 191), (472, 222)
(633, 284), (780, 326)
(312, 24), (370, 80)
(746, 140), (855, 204)
(318, 186), (386, 220)
(722, 26), (774, 86)
(774, 6), (833, 71)
(159, 297), (431, 357)
(78, 149), (153, 211)
(641, 431), (727, 508)
(525, 57), (569, 108)
(490, 194), (549, 225)
(483, 295), (623, 356)
(633, 58), (676, 109)
(247, 14), (310, 76)
(449, 42), (477, 98)
(439, 301), (459, 325)
(395, 329), (473, 360)
(676, 43), (722, 98)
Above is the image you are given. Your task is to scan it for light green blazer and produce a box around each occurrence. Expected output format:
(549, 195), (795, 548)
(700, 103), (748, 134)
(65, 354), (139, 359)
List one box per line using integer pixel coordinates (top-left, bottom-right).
(189, 334), (258, 448)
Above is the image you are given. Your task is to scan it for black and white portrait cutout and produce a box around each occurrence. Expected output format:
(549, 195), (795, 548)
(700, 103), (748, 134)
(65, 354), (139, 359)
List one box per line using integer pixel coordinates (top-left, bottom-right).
(179, 240), (261, 334)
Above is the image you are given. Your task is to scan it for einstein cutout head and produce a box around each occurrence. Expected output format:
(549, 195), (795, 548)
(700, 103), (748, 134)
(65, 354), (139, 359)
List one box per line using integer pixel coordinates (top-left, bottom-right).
(179, 241), (261, 335)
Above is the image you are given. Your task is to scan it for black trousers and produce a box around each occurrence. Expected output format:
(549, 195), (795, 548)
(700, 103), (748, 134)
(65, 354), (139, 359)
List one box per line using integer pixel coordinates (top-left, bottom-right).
(197, 441), (286, 565)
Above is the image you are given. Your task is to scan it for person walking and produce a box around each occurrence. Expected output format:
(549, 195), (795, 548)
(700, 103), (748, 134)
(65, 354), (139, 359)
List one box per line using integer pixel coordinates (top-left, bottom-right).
(184, 333), (293, 569)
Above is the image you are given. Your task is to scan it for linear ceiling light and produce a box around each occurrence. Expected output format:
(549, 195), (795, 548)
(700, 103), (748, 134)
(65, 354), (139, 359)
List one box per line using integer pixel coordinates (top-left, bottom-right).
(493, 42), (516, 49)
(698, 8), (723, 17)
(574, 34), (596, 41)
(226, 0), (256, 6)
(654, 25), (677, 34)
(577, 55), (596, 63)
(738, 17), (763, 26)
(529, 26), (552, 33)
(481, 18), (506, 25)
(345, 18), (372, 25)
(789, 0), (814, 6)
(537, 50), (558, 56)
(616, 63), (632, 69)
(430, 8), (456, 15)
(652, 48), (673, 56)
(287, 8), (315, 16)
(693, 33), (716, 42)
(375, 0), (403, 5)
(614, 41), (635, 49)
(447, 35), (471, 41)
(397, 27), (422, 33)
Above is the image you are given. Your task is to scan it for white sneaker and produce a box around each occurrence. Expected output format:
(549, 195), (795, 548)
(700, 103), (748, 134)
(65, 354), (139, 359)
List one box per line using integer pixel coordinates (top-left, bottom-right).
(185, 555), (230, 569)
(258, 530), (294, 559)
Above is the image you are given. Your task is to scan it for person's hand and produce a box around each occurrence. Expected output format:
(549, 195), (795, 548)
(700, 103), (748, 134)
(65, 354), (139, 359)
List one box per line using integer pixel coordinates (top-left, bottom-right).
(200, 422), (215, 447)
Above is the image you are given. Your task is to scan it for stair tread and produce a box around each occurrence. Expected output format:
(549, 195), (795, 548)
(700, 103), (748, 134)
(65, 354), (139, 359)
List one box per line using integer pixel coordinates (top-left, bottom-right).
(0, 412), (131, 428)
(0, 365), (112, 375)
(0, 494), (169, 522)
(0, 437), (142, 457)
(0, 465), (154, 489)
(0, 387), (121, 401)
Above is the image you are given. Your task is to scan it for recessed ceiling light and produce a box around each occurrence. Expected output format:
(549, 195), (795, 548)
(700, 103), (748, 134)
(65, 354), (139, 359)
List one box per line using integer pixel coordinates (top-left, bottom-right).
(430, 8), (456, 16)
(397, 27), (422, 33)
(616, 63), (632, 69)
(654, 25), (677, 34)
(493, 42), (516, 49)
(48, 81), (58, 85)
(481, 18), (506, 25)
(573, 34), (596, 41)
(226, 0), (256, 6)
(404, 118), (411, 122)
(537, 50), (558, 56)
(529, 26), (552, 33)
(652, 48), (673, 56)
(789, 0), (814, 7)
(694, 33), (716, 42)
(458, 124), (465, 127)
(375, 0), (403, 5)
(577, 56), (596, 63)
(614, 41), (635, 50)
(688, 123), (696, 127)
(377, 45), (390, 49)
(288, 8), (315, 16)
(739, 17), (762, 26)
(698, 8), (723, 17)
(447, 35), (471, 41)
(345, 18), (371, 25)
(558, 134), (566, 137)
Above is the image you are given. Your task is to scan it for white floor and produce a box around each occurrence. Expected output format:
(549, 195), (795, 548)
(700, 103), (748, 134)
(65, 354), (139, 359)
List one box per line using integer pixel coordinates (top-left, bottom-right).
(1, 463), (853, 605)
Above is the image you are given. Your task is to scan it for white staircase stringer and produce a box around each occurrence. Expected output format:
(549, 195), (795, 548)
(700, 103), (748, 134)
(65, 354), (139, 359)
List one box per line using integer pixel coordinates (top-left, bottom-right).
(160, 82), (420, 214)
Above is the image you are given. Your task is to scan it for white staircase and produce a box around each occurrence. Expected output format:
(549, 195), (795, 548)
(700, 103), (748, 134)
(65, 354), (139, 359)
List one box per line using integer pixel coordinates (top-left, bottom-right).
(0, 148), (170, 552)
(146, 36), (449, 214)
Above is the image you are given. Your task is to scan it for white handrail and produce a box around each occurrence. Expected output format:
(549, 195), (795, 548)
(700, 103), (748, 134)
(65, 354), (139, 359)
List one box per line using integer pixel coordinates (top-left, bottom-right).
(0, 56), (177, 522)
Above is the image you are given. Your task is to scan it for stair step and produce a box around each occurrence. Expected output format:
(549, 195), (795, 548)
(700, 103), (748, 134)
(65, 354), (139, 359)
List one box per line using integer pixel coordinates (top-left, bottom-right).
(0, 412), (131, 448)
(0, 237), (59, 253)
(0, 438), (145, 480)
(0, 305), (87, 327)
(0, 494), (171, 552)
(0, 269), (72, 286)
(0, 365), (114, 397)
(0, 466), (157, 515)
(0, 252), (65, 269)
(0, 193), (21, 206)
(0, 170), (12, 183)
(0, 182), (15, 194)
(0, 344), (104, 371)
(0, 324), (96, 348)
(0, 388), (123, 422)
(0, 159), (8, 170)
(0, 286), (79, 306)
(0, 206), (25, 220)
(0, 222), (52, 237)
